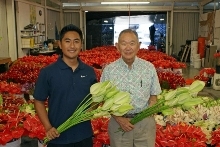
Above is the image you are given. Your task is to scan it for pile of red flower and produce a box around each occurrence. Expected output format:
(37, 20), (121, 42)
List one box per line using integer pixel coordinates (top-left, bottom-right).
(23, 114), (46, 140)
(0, 81), (22, 94)
(211, 128), (220, 147)
(156, 123), (207, 147)
(0, 55), (58, 84)
(157, 70), (185, 89)
(0, 111), (26, 145)
(214, 52), (220, 58)
(79, 46), (186, 70)
(91, 117), (110, 147)
(194, 68), (216, 82)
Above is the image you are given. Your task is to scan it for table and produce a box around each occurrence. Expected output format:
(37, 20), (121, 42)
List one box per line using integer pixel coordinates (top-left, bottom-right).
(0, 57), (11, 71)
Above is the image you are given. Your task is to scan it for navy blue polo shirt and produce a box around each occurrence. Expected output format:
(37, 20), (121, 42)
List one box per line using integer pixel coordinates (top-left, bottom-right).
(33, 56), (97, 144)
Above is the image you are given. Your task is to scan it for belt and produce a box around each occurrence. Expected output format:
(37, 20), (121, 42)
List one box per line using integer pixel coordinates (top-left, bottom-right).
(123, 113), (139, 118)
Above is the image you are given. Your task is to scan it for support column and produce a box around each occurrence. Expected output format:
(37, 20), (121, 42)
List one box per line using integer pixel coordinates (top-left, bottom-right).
(6, 0), (18, 61)
(169, 2), (174, 55)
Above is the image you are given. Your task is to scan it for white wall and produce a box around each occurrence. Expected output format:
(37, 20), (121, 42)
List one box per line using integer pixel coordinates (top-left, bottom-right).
(172, 12), (199, 54)
(0, 0), (9, 57)
(214, 9), (220, 50)
(199, 13), (208, 37)
(16, 1), (45, 57)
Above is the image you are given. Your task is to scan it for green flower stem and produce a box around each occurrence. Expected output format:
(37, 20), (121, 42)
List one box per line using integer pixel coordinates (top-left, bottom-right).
(130, 105), (169, 124)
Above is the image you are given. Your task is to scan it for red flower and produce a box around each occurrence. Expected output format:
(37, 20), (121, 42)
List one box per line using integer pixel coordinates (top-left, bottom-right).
(156, 123), (207, 147)
(0, 112), (25, 145)
(91, 117), (110, 146)
(23, 115), (46, 140)
(214, 52), (220, 58)
(211, 128), (220, 146)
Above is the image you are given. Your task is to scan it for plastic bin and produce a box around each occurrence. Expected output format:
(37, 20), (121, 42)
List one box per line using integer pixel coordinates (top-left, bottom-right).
(194, 59), (201, 68)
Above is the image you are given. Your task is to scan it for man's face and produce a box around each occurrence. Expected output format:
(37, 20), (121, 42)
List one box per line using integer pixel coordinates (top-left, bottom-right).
(116, 32), (140, 62)
(59, 31), (82, 60)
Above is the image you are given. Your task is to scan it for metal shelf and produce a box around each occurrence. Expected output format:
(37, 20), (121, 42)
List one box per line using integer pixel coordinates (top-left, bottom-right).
(21, 30), (39, 32)
(21, 35), (45, 38)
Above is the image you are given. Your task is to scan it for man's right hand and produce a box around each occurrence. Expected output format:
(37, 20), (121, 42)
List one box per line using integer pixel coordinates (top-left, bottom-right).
(113, 116), (134, 132)
(46, 127), (60, 141)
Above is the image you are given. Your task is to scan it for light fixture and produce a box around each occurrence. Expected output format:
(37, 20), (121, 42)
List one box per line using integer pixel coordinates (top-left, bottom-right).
(85, 11), (88, 12)
(109, 27), (113, 29)
(101, 2), (150, 4)
(160, 15), (164, 21)
(104, 20), (108, 23)
(63, 3), (80, 7)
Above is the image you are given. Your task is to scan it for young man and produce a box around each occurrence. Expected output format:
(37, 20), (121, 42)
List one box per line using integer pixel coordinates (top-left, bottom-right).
(101, 29), (161, 147)
(34, 24), (97, 147)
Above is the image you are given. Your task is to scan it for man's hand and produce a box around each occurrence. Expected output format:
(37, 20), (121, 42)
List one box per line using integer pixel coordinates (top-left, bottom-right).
(113, 116), (134, 132)
(148, 95), (157, 107)
(46, 127), (60, 141)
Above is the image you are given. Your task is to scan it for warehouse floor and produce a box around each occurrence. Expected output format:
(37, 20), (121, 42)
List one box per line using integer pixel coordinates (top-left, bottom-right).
(182, 64), (220, 99)
(19, 64), (220, 147)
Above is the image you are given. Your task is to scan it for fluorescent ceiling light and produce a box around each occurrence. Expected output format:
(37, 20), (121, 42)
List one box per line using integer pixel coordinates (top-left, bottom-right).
(104, 20), (108, 23)
(101, 2), (150, 4)
(160, 18), (164, 21)
(63, 3), (80, 7)
(85, 11), (88, 12)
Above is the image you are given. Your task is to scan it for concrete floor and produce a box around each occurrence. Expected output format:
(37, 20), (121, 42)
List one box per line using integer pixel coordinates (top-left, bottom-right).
(182, 64), (220, 99)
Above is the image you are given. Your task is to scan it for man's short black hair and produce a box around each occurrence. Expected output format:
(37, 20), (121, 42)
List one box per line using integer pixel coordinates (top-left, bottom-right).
(59, 24), (83, 41)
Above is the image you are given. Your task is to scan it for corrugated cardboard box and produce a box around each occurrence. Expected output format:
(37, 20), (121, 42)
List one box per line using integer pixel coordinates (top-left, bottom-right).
(21, 38), (31, 48)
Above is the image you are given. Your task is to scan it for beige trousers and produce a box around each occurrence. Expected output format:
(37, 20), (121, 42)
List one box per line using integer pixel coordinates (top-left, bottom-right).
(108, 116), (156, 147)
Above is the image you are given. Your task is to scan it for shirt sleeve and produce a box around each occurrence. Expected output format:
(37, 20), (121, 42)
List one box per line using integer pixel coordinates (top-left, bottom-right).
(150, 67), (162, 95)
(33, 68), (49, 101)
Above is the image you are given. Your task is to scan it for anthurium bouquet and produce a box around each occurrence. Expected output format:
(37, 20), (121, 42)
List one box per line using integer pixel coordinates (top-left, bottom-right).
(44, 81), (133, 143)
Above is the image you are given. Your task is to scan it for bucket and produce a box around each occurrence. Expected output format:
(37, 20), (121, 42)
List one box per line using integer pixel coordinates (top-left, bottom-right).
(193, 54), (200, 59)
(201, 58), (205, 67)
(194, 59), (201, 68)
(190, 41), (198, 65)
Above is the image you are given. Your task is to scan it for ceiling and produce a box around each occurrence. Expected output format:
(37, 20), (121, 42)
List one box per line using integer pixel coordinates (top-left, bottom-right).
(50, 0), (219, 23)
(58, 0), (220, 11)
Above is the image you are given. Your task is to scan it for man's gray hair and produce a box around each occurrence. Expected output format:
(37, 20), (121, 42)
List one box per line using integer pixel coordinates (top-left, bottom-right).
(118, 29), (139, 41)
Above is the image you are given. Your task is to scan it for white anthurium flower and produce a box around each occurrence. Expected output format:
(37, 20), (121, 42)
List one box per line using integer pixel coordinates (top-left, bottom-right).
(164, 108), (191, 124)
(183, 114), (194, 123)
(154, 115), (166, 126)
(164, 115), (177, 125)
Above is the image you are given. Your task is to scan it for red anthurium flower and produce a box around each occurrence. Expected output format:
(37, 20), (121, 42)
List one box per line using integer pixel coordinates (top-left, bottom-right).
(96, 132), (110, 145)
(11, 127), (25, 138)
(23, 115), (46, 140)
(211, 128), (220, 146)
(156, 123), (207, 147)
(0, 131), (13, 145)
